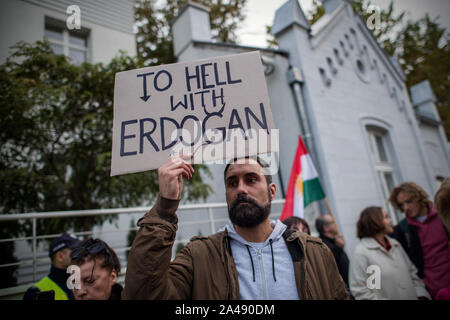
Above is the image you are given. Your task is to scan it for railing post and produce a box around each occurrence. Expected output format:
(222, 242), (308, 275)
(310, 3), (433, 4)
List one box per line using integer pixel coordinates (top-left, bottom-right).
(208, 208), (215, 235)
(32, 218), (37, 282)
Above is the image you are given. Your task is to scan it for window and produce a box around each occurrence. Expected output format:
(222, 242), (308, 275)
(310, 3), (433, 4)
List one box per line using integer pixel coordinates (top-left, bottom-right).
(333, 48), (343, 65)
(44, 18), (89, 65)
(367, 127), (401, 223)
(326, 57), (337, 75)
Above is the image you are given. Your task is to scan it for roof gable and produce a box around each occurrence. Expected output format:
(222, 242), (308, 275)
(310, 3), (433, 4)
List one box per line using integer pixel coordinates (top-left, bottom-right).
(271, 0), (310, 36)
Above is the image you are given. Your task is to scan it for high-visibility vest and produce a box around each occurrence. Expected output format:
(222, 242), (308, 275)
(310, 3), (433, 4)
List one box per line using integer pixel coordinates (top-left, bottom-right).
(33, 276), (69, 300)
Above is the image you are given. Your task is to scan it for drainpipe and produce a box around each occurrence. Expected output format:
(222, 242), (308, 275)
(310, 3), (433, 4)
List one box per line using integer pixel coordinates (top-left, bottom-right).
(261, 56), (286, 198)
(287, 66), (328, 215)
(287, 66), (312, 149)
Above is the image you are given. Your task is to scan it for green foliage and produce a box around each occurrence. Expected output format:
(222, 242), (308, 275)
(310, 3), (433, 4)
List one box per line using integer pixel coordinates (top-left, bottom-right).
(390, 15), (449, 138)
(0, 40), (213, 286)
(350, 1), (449, 138)
(351, 0), (405, 55)
(135, 0), (247, 66)
(308, 0), (325, 26)
(0, 40), (213, 231)
(265, 25), (278, 49)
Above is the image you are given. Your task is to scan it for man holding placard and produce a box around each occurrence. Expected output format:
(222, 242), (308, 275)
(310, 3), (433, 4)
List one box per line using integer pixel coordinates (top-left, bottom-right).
(122, 154), (348, 300)
(118, 52), (347, 299)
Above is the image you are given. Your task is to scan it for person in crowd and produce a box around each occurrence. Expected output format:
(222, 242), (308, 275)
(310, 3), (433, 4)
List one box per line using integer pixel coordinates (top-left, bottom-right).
(315, 214), (349, 287)
(433, 177), (450, 300)
(23, 233), (80, 300)
(123, 155), (349, 300)
(350, 206), (430, 300)
(389, 182), (450, 299)
(70, 238), (122, 300)
(434, 177), (450, 233)
(282, 216), (311, 235)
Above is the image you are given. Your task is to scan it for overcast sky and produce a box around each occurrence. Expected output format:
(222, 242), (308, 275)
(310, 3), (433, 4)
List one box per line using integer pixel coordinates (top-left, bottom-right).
(237, 0), (450, 47)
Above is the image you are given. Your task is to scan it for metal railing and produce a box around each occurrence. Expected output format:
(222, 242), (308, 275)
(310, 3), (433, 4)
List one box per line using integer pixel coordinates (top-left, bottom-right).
(0, 199), (285, 297)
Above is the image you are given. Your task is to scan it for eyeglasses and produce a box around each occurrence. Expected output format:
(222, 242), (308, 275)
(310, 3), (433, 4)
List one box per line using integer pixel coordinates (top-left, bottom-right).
(70, 240), (111, 283)
(70, 240), (109, 261)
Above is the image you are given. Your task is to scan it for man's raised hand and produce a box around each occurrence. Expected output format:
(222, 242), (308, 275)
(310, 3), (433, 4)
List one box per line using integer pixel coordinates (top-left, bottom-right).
(158, 154), (194, 200)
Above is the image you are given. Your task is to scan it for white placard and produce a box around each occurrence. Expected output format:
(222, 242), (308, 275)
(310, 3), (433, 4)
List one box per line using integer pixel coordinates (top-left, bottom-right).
(111, 51), (278, 176)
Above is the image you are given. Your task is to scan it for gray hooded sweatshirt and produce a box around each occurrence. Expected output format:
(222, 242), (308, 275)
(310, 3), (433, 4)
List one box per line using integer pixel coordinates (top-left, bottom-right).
(223, 220), (300, 300)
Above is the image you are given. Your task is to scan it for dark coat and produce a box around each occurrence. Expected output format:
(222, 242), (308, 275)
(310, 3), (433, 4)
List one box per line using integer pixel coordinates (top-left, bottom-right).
(391, 219), (425, 278)
(319, 235), (350, 286)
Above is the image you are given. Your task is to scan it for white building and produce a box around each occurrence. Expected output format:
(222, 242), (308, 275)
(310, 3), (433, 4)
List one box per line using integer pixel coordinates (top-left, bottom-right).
(170, 0), (450, 256)
(0, 0), (136, 64)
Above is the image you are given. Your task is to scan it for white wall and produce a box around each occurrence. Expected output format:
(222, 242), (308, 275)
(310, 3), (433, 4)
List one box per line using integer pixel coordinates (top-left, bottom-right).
(277, 4), (437, 255)
(0, 0), (136, 64)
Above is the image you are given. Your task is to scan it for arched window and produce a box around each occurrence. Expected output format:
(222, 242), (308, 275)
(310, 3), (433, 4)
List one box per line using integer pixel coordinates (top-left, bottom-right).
(327, 57), (338, 74)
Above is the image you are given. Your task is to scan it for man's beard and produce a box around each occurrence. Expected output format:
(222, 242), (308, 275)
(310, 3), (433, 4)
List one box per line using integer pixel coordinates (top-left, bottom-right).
(228, 194), (272, 228)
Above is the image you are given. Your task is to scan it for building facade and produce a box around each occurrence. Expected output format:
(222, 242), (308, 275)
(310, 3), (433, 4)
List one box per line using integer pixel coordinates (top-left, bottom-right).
(0, 0), (136, 64)
(171, 0), (450, 256)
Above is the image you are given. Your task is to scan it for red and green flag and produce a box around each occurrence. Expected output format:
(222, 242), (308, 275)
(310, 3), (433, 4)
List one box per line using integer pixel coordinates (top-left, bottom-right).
(280, 136), (325, 220)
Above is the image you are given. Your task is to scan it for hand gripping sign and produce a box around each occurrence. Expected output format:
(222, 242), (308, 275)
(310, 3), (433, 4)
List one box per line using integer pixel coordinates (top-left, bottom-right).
(111, 51), (278, 176)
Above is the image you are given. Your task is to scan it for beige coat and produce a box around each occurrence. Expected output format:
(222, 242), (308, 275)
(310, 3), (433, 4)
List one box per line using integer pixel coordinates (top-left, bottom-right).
(349, 236), (431, 300)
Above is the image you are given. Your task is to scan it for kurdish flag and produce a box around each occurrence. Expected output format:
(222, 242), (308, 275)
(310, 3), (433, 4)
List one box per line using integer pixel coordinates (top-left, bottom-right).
(280, 136), (325, 220)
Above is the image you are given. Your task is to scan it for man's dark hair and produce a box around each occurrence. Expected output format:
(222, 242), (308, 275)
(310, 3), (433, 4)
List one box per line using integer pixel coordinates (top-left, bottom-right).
(282, 216), (311, 235)
(356, 206), (385, 239)
(70, 238), (121, 275)
(223, 156), (272, 186)
(315, 214), (330, 236)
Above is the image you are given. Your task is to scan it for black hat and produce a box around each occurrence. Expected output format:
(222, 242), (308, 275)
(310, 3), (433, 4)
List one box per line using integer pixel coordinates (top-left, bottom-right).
(49, 234), (81, 257)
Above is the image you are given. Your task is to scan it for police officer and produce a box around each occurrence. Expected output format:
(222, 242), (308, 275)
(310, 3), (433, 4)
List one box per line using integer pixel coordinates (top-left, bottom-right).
(23, 233), (80, 300)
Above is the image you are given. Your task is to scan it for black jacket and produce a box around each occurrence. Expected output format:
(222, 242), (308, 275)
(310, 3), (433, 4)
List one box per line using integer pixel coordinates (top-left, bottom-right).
(391, 219), (425, 278)
(109, 283), (123, 300)
(319, 235), (350, 286)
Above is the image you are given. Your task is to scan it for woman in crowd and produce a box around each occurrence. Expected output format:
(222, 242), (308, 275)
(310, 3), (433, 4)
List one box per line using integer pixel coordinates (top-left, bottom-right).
(70, 238), (123, 300)
(349, 206), (430, 300)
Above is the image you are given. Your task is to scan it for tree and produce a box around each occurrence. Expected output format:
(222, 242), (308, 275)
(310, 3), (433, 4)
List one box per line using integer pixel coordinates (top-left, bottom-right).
(308, 0), (326, 25)
(135, 0), (247, 66)
(0, 41), (213, 286)
(389, 15), (449, 138)
(350, 0), (405, 56)
(350, 1), (449, 138)
(307, 0), (405, 48)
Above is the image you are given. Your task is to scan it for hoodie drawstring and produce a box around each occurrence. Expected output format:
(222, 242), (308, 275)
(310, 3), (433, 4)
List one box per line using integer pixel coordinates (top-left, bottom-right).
(246, 245), (256, 282)
(269, 239), (277, 282)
